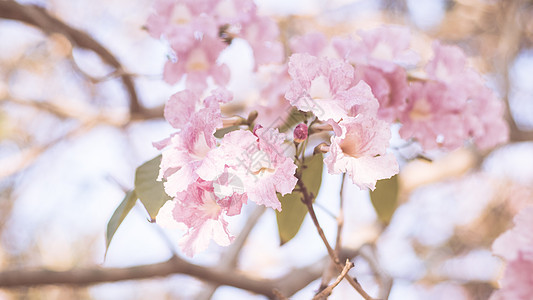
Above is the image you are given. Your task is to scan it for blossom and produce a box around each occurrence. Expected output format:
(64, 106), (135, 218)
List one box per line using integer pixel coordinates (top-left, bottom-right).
(290, 32), (328, 56)
(353, 65), (408, 122)
(285, 53), (378, 121)
(241, 15), (284, 68)
(163, 35), (230, 92)
(464, 85), (509, 150)
(333, 26), (418, 72)
(201, 127), (297, 211)
(324, 116), (399, 190)
(156, 89), (231, 197)
(157, 179), (247, 257)
(399, 81), (466, 150)
(146, 0), (218, 52)
(490, 206), (533, 300)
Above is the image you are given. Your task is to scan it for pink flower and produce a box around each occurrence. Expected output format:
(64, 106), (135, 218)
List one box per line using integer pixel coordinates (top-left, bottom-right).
(324, 116), (399, 190)
(333, 26), (418, 73)
(285, 53), (379, 122)
(464, 85), (509, 150)
(493, 206), (533, 262)
(202, 128), (297, 211)
(163, 35), (230, 92)
(241, 15), (284, 68)
(157, 89), (231, 196)
(250, 65), (293, 129)
(290, 32), (328, 56)
(399, 81), (466, 150)
(146, 0), (218, 52)
(157, 179), (247, 257)
(490, 206), (533, 300)
(490, 254), (533, 300)
(354, 65), (408, 122)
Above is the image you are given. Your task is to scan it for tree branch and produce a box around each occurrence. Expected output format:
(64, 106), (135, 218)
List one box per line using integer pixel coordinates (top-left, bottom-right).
(0, 247), (361, 298)
(296, 173), (376, 300)
(0, 0), (146, 117)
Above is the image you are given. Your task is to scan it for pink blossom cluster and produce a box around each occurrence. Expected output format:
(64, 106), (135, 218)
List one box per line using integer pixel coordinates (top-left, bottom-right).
(148, 3), (509, 256)
(154, 88), (297, 256)
(491, 206), (533, 299)
(287, 26), (509, 151)
(146, 0), (283, 92)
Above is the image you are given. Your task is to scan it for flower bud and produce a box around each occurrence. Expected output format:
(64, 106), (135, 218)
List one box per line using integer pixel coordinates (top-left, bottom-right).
(293, 123), (308, 143)
(253, 124), (263, 136)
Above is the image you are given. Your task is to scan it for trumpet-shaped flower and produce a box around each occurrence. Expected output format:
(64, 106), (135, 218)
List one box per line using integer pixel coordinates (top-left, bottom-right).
(201, 127), (297, 211)
(285, 53), (378, 121)
(157, 179), (247, 257)
(324, 116), (398, 190)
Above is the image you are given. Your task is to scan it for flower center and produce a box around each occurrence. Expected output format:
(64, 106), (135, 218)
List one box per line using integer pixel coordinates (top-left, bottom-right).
(186, 48), (210, 71)
(409, 98), (432, 121)
(191, 132), (211, 160)
(171, 4), (192, 25)
(309, 75), (333, 100)
(200, 192), (221, 219)
(371, 42), (393, 61)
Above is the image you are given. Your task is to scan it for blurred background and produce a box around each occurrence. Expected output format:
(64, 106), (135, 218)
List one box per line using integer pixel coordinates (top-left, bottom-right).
(1, 0), (533, 299)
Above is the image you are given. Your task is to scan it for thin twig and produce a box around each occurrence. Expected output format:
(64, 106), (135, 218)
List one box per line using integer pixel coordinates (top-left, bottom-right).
(0, 0), (143, 116)
(313, 259), (354, 300)
(297, 174), (375, 300)
(359, 244), (393, 300)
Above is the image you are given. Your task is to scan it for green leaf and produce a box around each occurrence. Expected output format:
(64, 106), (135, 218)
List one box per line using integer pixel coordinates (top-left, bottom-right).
(369, 175), (399, 225)
(134, 155), (171, 221)
(106, 190), (137, 255)
(214, 125), (241, 138)
(276, 154), (324, 245)
(278, 109), (309, 133)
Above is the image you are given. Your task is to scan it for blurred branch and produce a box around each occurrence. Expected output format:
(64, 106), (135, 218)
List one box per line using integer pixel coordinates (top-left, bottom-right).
(0, 0), (157, 119)
(0, 120), (100, 179)
(359, 244), (393, 300)
(0, 247), (360, 298)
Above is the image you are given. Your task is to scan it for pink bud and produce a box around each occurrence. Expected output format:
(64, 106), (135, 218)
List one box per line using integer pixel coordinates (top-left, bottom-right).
(253, 124), (263, 136)
(293, 123), (308, 143)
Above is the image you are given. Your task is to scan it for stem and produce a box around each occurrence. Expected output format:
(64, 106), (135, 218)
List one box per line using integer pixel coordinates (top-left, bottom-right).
(313, 260), (354, 300)
(296, 175), (375, 300)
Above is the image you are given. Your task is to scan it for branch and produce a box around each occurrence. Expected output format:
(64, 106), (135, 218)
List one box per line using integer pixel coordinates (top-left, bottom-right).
(0, 0), (147, 117)
(359, 244), (393, 300)
(0, 256), (278, 297)
(296, 174), (376, 300)
(313, 260), (354, 300)
(0, 247), (360, 298)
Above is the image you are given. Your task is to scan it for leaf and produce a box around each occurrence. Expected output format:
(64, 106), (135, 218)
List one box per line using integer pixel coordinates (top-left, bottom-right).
(278, 109), (309, 133)
(369, 175), (399, 225)
(214, 125), (241, 138)
(276, 154), (323, 245)
(106, 190), (137, 255)
(134, 155), (171, 221)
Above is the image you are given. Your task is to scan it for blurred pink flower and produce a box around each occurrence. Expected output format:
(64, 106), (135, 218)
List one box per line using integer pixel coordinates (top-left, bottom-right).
(163, 35), (230, 92)
(354, 65), (408, 122)
(491, 206), (533, 300)
(333, 25), (418, 72)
